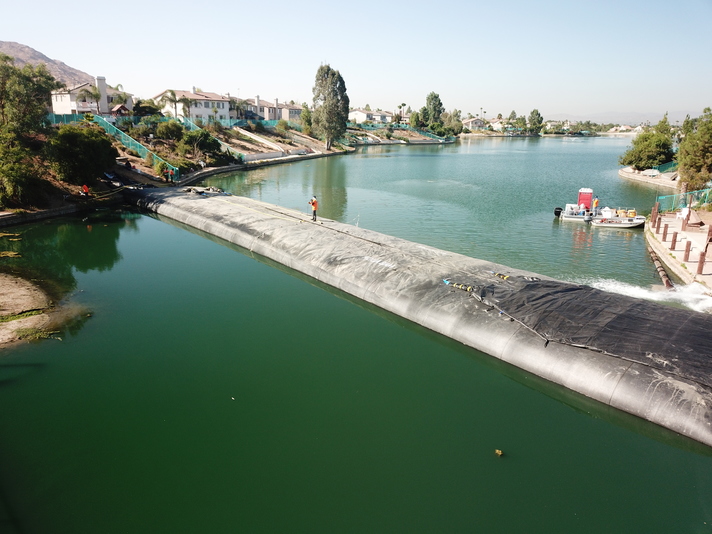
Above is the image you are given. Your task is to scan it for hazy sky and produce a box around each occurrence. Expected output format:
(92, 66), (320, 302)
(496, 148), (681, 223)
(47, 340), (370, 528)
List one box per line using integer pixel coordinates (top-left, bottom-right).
(3, 0), (711, 123)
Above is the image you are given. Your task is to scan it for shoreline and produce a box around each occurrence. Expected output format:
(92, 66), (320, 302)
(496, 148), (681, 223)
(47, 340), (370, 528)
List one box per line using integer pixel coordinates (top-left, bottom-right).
(0, 273), (53, 349)
(618, 166), (678, 190)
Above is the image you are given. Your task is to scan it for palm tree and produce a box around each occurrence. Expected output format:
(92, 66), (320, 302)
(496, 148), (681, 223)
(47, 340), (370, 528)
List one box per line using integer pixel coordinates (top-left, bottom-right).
(179, 97), (194, 120)
(229, 97), (247, 119)
(77, 85), (102, 113)
(107, 83), (130, 108)
(112, 92), (130, 106)
(158, 90), (180, 118)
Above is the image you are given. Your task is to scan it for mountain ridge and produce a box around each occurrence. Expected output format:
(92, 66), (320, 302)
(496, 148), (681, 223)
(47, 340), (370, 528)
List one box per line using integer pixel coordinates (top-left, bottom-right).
(0, 41), (94, 87)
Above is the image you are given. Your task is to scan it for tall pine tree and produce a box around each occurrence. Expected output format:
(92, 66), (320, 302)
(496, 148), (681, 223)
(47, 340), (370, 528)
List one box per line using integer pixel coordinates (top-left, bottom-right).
(312, 65), (349, 150)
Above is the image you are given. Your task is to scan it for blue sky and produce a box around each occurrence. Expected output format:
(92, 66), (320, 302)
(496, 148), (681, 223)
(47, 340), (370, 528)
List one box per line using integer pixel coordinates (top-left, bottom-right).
(3, 0), (711, 123)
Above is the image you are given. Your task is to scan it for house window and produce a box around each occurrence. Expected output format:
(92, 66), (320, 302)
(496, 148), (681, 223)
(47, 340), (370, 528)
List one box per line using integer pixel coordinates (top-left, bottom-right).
(204, 102), (210, 108)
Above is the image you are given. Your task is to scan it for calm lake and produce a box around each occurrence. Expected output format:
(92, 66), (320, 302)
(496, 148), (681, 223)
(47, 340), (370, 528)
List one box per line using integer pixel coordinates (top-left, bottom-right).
(1, 136), (711, 533)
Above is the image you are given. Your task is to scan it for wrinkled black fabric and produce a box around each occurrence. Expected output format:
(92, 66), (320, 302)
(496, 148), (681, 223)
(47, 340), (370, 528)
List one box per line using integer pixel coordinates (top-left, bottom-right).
(465, 275), (712, 387)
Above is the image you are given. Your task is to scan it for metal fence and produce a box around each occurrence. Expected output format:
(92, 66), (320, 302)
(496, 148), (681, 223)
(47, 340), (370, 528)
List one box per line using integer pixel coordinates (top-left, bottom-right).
(186, 118), (302, 131)
(46, 114), (87, 125)
(656, 187), (712, 212)
(92, 115), (180, 179)
(654, 161), (679, 173)
(348, 122), (411, 131)
(48, 114), (301, 132)
(346, 123), (456, 143)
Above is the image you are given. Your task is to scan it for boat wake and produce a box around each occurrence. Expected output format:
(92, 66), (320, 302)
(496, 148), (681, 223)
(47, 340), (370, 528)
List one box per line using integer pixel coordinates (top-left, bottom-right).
(574, 278), (712, 313)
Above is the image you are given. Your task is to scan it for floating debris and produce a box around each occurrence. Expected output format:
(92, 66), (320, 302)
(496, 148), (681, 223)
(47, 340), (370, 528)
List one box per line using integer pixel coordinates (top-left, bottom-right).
(495, 449), (504, 457)
(0, 251), (21, 258)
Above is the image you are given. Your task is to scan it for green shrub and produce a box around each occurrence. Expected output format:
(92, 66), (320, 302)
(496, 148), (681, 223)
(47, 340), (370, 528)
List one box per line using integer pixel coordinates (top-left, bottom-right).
(175, 141), (189, 157)
(164, 157), (198, 174)
(154, 160), (168, 176)
(276, 119), (289, 137)
(156, 120), (184, 141)
(46, 125), (118, 185)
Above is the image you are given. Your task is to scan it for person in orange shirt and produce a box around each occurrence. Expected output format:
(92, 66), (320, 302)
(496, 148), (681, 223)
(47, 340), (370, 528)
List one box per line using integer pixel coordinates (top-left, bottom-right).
(308, 196), (318, 221)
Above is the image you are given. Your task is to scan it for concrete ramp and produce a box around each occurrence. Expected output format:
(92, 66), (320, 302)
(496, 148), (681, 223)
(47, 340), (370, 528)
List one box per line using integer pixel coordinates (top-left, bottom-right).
(128, 189), (712, 448)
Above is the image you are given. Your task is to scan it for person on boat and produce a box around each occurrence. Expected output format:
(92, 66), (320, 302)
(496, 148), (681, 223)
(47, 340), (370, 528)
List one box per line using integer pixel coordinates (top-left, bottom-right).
(592, 196), (600, 215)
(308, 196), (318, 221)
(578, 202), (586, 215)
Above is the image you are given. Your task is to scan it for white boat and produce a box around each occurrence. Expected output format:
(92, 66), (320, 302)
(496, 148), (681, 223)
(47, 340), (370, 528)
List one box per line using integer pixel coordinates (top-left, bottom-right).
(554, 188), (595, 222)
(554, 189), (645, 228)
(556, 203), (594, 222)
(589, 209), (646, 228)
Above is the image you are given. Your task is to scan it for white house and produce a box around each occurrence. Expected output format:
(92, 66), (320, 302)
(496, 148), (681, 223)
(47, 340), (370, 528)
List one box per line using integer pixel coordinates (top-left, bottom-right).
(372, 110), (393, 123)
(348, 108), (392, 124)
(153, 88), (232, 121)
(51, 76), (134, 115)
(463, 117), (486, 130)
(349, 109), (374, 123)
(489, 118), (505, 131)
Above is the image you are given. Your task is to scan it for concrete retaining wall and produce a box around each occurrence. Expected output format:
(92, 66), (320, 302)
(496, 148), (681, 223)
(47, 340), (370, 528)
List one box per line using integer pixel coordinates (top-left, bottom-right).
(0, 204), (85, 228)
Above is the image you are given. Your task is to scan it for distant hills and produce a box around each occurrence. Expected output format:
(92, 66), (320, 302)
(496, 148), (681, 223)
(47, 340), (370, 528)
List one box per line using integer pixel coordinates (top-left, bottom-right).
(0, 41), (94, 87)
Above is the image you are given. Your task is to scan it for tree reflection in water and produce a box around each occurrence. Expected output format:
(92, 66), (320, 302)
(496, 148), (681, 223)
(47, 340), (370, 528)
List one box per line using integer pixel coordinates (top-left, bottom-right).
(0, 208), (138, 336)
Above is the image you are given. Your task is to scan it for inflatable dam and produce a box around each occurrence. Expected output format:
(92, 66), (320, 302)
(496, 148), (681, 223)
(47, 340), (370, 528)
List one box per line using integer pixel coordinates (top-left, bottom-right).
(128, 189), (712, 448)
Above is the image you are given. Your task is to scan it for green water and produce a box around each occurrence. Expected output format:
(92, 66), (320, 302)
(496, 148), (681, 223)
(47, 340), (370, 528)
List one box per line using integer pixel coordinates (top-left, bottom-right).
(207, 137), (664, 286)
(1, 138), (711, 533)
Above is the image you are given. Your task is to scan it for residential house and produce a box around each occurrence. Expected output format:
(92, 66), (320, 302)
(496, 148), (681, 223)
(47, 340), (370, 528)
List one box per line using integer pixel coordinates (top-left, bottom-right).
(243, 97), (274, 121)
(608, 125), (633, 133)
(277, 101), (302, 122)
(51, 76), (134, 115)
(348, 108), (392, 124)
(489, 118), (505, 132)
(349, 108), (374, 123)
(372, 110), (393, 124)
(153, 88), (232, 121)
(463, 117), (486, 130)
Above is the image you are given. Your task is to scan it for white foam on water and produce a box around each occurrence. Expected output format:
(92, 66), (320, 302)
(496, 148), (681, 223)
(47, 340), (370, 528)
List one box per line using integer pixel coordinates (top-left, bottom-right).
(572, 278), (712, 313)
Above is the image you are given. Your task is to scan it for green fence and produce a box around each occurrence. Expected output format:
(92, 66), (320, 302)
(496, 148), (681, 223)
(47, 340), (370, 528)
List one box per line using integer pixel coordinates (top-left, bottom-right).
(654, 161), (679, 173)
(92, 115), (179, 179)
(47, 114), (87, 125)
(347, 123), (454, 142)
(181, 117), (201, 132)
(656, 187), (712, 212)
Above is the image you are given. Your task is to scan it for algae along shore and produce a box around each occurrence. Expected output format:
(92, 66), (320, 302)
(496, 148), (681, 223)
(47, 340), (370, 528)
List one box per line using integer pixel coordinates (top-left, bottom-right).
(0, 273), (87, 348)
(0, 274), (52, 347)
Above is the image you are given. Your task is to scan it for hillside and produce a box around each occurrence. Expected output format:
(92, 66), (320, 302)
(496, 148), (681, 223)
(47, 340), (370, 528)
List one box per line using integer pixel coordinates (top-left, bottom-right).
(0, 41), (94, 87)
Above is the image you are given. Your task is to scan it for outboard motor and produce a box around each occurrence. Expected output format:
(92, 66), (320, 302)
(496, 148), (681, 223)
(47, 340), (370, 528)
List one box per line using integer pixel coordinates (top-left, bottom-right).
(584, 214), (593, 223)
(553, 207), (563, 218)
